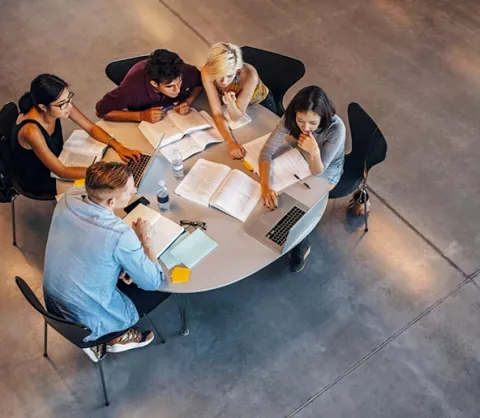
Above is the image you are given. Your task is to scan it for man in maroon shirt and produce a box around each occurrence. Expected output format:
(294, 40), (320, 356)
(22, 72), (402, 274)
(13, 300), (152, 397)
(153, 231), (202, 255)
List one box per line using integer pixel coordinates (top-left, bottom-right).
(96, 49), (203, 123)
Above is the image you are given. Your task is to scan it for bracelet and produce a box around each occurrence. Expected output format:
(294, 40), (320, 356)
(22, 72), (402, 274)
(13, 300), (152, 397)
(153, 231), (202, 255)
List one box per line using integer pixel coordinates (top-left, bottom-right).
(106, 136), (115, 149)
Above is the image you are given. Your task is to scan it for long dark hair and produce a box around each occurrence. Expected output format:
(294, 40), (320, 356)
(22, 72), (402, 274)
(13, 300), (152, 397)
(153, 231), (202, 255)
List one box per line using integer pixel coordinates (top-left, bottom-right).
(18, 74), (68, 113)
(284, 86), (336, 138)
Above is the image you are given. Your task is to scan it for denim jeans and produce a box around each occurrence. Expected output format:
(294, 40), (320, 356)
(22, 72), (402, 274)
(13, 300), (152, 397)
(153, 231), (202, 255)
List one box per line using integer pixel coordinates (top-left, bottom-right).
(291, 236), (311, 260)
(259, 91), (279, 116)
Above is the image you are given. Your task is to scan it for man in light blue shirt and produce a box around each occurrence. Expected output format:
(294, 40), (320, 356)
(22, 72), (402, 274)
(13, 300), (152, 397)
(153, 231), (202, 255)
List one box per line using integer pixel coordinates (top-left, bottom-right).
(43, 161), (167, 362)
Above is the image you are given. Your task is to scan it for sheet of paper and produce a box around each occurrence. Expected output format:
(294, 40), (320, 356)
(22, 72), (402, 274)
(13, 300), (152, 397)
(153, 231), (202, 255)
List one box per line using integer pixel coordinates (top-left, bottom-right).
(122, 203), (162, 226)
(211, 169), (261, 222)
(62, 129), (106, 156)
(138, 118), (183, 149)
(159, 231), (190, 269)
(243, 134), (311, 191)
(174, 159), (231, 207)
(56, 150), (97, 169)
(168, 108), (211, 135)
(170, 229), (218, 268)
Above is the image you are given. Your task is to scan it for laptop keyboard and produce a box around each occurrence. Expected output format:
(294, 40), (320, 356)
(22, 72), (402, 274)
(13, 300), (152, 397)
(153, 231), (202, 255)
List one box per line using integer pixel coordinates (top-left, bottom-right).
(128, 153), (151, 187)
(265, 206), (306, 247)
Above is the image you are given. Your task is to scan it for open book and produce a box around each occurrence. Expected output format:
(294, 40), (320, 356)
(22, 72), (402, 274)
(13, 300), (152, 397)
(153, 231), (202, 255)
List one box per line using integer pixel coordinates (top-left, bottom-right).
(51, 130), (106, 179)
(160, 113), (223, 163)
(243, 134), (312, 191)
(175, 159), (261, 222)
(122, 203), (185, 258)
(138, 108), (211, 149)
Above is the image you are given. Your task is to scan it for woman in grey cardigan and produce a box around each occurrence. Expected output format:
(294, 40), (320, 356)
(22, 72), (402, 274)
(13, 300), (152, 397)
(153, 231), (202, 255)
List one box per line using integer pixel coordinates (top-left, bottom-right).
(258, 86), (346, 273)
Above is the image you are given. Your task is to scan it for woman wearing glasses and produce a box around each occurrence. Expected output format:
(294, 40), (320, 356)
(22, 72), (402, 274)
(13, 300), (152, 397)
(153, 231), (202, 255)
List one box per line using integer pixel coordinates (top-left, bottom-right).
(11, 74), (141, 195)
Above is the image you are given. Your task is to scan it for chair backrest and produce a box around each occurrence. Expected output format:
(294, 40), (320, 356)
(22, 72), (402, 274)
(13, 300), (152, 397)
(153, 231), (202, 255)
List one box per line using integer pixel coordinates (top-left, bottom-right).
(241, 46), (305, 116)
(15, 276), (91, 346)
(105, 55), (150, 86)
(347, 102), (388, 176)
(0, 103), (19, 200)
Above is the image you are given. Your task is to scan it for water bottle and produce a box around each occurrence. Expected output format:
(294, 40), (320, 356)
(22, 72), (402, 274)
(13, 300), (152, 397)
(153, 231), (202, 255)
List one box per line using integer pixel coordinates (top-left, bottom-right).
(156, 180), (170, 212)
(171, 149), (184, 179)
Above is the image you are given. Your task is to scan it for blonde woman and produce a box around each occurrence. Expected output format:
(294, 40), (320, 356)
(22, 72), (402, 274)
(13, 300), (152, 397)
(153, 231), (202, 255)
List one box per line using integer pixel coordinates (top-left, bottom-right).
(201, 42), (276, 159)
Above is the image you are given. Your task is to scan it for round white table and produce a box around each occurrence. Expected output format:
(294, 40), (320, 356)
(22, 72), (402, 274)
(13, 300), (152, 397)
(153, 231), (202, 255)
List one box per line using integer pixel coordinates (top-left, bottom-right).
(57, 103), (329, 334)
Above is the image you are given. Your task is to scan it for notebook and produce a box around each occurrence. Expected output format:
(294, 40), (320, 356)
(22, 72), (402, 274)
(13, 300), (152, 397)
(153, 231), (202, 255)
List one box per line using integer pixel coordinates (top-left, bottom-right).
(223, 107), (251, 130)
(243, 134), (312, 192)
(138, 108), (211, 149)
(51, 130), (106, 179)
(160, 231), (191, 269)
(160, 113), (223, 163)
(122, 203), (185, 258)
(175, 158), (261, 222)
(169, 229), (218, 268)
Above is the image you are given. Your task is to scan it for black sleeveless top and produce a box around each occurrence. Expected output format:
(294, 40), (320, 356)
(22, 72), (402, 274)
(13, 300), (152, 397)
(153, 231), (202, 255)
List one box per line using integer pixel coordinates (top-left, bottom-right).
(11, 119), (63, 195)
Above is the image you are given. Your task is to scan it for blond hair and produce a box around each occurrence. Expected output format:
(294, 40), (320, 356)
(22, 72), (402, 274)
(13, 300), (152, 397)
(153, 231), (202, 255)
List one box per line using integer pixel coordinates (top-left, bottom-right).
(204, 42), (244, 77)
(86, 161), (132, 201)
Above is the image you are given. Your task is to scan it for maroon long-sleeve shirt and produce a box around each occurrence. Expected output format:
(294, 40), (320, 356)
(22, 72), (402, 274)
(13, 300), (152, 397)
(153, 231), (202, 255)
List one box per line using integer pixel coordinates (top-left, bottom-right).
(96, 59), (202, 117)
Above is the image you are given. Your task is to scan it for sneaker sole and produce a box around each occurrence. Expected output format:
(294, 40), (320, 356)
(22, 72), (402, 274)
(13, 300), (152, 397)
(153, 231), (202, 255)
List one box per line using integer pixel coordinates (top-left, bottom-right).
(107, 334), (154, 353)
(291, 246), (311, 273)
(83, 348), (99, 363)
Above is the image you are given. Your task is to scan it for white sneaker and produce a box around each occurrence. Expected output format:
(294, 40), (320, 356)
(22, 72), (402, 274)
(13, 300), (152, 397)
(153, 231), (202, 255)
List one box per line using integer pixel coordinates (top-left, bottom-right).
(82, 344), (106, 363)
(106, 328), (154, 353)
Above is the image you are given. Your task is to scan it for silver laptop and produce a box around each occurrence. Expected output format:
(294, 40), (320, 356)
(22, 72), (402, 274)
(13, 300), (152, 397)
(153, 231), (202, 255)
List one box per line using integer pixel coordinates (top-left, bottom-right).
(127, 134), (165, 188)
(244, 193), (322, 254)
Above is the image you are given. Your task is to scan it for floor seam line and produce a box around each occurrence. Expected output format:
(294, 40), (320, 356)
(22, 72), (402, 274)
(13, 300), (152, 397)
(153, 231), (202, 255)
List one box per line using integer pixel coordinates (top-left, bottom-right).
(368, 187), (469, 278)
(286, 276), (472, 418)
(157, 0), (211, 46)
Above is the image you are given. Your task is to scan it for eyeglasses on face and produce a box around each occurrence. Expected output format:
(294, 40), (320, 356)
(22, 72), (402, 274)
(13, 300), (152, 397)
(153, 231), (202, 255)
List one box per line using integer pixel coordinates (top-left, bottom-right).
(51, 92), (75, 110)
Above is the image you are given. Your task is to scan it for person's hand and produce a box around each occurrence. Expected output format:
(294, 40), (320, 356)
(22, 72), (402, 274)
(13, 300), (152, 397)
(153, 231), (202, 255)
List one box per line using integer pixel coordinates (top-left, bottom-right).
(132, 218), (152, 243)
(115, 145), (141, 163)
(222, 91), (237, 105)
(261, 185), (277, 210)
(174, 101), (190, 115)
(140, 107), (164, 123)
(118, 271), (133, 285)
(228, 141), (246, 159)
(298, 132), (320, 155)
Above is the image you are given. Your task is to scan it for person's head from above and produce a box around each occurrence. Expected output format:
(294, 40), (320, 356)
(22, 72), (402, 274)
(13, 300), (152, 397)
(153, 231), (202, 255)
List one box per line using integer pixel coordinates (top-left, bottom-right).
(19, 74), (74, 119)
(204, 42), (243, 88)
(86, 161), (136, 211)
(284, 86), (336, 138)
(145, 49), (185, 98)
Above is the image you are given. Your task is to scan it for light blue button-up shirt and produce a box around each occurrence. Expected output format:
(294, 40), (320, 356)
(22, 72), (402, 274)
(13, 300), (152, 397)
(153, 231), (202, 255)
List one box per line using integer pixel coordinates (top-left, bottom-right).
(43, 188), (164, 341)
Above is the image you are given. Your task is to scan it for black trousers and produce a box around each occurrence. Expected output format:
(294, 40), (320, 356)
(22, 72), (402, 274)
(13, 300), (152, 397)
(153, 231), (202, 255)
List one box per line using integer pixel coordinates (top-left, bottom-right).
(117, 281), (170, 316)
(259, 91), (280, 116)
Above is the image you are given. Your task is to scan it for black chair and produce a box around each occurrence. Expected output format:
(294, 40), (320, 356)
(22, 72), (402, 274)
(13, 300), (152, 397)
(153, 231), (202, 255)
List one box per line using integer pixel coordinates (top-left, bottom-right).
(0, 102), (56, 246)
(329, 103), (388, 231)
(105, 55), (149, 86)
(15, 276), (168, 406)
(241, 46), (306, 117)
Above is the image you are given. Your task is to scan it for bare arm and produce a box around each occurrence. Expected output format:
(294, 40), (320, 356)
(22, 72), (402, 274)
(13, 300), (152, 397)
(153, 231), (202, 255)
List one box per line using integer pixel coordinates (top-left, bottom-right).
(69, 105), (141, 162)
(185, 86), (203, 106)
(19, 124), (86, 179)
(100, 109), (143, 122)
(234, 64), (258, 115)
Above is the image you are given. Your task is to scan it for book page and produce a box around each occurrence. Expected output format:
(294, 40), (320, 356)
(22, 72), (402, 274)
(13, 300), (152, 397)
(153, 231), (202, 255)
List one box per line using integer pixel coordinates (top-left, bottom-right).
(168, 108), (211, 135)
(122, 203), (162, 226)
(189, 127), (223, 148)
(138, 117), (183, 149)
(160, 136), (203, 163)
(174, 159), (231, 207)
(210, 169), (261, 222)
(62, 130), (106, 156)
(58, 150), (97, 167)
(243, 134), (311, 192)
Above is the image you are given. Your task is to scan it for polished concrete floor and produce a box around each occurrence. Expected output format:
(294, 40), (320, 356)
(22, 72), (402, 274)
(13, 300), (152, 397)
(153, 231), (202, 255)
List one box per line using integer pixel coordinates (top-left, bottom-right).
(1, 0), (480, 417)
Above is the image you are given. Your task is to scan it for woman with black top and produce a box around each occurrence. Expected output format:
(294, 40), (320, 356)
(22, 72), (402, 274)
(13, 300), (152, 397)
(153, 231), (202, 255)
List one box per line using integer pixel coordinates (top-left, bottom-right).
(12, 74), (141, 195)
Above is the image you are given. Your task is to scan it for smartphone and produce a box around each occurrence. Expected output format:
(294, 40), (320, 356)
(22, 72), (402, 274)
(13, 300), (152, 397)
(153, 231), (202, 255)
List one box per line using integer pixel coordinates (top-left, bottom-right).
(124, 196), (150, 214)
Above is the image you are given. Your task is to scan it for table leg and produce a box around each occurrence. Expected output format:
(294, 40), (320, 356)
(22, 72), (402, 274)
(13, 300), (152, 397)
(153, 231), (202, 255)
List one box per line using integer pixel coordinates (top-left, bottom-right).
(176, 293), (190, 336)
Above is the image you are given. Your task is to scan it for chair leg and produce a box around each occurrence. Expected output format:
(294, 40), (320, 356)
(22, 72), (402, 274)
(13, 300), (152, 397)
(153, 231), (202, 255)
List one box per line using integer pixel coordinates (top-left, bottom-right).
(176, 294), (189, 336)
(144, 313), (166, 344)
(11, 196), (17, 246)
(362, 189), (369, 232)
(43, 320), (48, 357)
(97, 360), (110, 407)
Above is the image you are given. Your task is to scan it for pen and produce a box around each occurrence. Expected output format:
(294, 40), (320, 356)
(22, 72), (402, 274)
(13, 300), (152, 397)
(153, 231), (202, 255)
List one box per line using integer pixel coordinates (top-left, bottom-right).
(162, 105), (175, 112)
(294, 174), (311, 189)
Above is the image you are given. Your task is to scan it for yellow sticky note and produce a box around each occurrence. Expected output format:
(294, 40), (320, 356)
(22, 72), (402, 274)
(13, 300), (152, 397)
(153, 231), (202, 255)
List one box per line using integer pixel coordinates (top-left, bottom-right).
(73, 178), (85, 187)
(171, 267), (190, 284)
